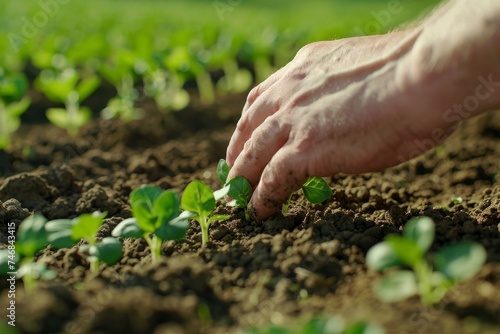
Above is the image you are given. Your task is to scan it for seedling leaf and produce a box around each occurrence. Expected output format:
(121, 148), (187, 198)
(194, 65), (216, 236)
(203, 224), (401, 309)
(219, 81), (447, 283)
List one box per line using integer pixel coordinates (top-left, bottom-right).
(366, 242), (403, 272)
(217, 159), (230, 184)
(403, 216), (435, 253)
(181, 180), (215, 218)
(344, 321), (385, 334)
(213, 184), (230, 201)
(434, 242), (486, 282)
(111, 218), (143, 238)
(7, 96), (30, 117)
(154, 190), (181, 226)
(227, 176), (252, 208)
(207, 214), (230, 223)
(16, 214), (48, 258)
(154, 214), (190, 240)
(375, 270), (418, 303)
(130, 185), (163, 210)
(386, 235), (422, 267)
(45, 219), (77, 249)
(77, 76), (100, 101)
(0, 249), (19, 275)
(71, 211), (107, 243)
(302, 177), (332, 204)
(95, 237), (122, 266)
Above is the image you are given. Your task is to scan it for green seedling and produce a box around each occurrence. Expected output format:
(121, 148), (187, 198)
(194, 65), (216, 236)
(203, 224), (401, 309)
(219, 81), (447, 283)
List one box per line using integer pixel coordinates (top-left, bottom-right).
(282, 176), (332, 215)
(216, 159), (252, 220)
(0, 71), (31, 150)
(181, 180), (230, 246)
(216, 159), (332, 217)
(366, 216), (486, 305)
(35, 68), (100, 136)
(0, 214), (56, 293)
(46, 211), (122, 273)
(112, 185), (194, 262)
(243, 315), (385, 334)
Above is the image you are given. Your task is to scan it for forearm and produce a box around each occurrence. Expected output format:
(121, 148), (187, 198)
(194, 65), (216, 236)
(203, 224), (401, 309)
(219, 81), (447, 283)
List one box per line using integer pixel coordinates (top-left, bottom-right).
(400, 0), (500, 124)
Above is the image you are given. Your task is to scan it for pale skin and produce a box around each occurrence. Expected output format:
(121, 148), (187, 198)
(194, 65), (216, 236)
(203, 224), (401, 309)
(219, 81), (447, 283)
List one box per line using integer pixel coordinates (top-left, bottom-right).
(226, 0), (500, 220)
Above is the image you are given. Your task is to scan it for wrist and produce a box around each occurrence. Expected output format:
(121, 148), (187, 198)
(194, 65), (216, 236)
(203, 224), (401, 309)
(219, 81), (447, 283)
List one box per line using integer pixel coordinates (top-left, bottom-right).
(397, 0), (500, 132)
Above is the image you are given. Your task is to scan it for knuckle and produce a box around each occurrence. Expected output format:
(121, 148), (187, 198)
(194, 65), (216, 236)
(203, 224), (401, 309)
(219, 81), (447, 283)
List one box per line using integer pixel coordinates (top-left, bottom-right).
(236, 115), (249, 133)
(246, 85), (261, 105)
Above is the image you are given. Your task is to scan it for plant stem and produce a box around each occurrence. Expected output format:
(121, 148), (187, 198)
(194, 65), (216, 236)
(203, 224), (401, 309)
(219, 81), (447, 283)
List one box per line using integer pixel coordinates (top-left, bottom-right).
(414, 260), (436, 305)
(65, 94), (79, 137)
(201, 216), (209, 246)
(90, 258), (100, 274)
(144, 234), (162, 263)
(0, 100), (11, 150)
(195, 71), (215, 105)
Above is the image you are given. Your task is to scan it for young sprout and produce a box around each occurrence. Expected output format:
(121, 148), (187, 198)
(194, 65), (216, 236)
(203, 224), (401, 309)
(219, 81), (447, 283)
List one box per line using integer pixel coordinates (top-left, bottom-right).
(217, 159), (332, 217)
(112, 185), (193, 262)
(216, 159), (252, 220)
(0, 214), (56, 293)
(282, 176), (332, 215)
(46, 211), (122, 273)
(366, 216), (486, 305)
(181, 180), (230, 246)
(0, 71), (31, 150)
(34, 68), (100, 136)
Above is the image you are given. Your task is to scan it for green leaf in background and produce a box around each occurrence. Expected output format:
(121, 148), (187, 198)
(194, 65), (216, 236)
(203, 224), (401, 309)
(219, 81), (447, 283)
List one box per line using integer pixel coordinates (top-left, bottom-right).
(16, 214), (48, 258)
(403, 216), (435, 253)
(375, 270), (418, 303)
(302, 177), (332, 204)
(111, 217), (144, 238)
(46, 108), (70, 128)
(45, 219), (77, 249)
(35, 69), (79, 103)
(6, 96), (30, 117)
(0, 249), (20, 275)
(434, 242), (487, 282)
(76, 76), (101, 101)
(71, 211), (107, 244)
(344, 321), (385, 334)
(385, 235), (423, 267)
(130, 185), (163, 211)
(366, 242), (403, 272)
(181, 180), (216, 218)
(0, 73), (28, 102)
(217, 159), (230, 184)
(95, 237), (122, 265)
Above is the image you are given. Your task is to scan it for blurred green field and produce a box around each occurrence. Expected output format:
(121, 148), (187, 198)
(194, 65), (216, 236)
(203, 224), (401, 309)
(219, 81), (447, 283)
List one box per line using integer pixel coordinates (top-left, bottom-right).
(0, 0), (443, 148)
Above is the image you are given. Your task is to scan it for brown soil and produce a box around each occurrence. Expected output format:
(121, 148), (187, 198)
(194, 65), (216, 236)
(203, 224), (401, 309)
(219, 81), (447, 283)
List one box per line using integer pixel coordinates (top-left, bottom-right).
(0, 94), (499, 334)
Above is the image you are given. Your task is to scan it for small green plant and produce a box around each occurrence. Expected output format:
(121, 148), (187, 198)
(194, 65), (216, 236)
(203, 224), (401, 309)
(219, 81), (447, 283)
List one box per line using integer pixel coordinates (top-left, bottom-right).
(242, 315), (384, 334)
(0, 71), (31, 150)
(366, 216), (486, 305)
(35, 68), (100, 136)
(46, 211), (122, 273)
(181, 180), (230, 246)
(112, 185), (193, 262)
(0, 214), (56, 293)
(282, 176), (332, 215)
(216, 159), (252, 220)
(216, 159), (332, 217)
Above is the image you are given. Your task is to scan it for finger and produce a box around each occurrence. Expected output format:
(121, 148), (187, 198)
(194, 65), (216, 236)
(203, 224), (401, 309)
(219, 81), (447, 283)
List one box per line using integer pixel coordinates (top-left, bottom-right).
(249, 145), (308, 220)
(226, 97), (281, 167)
(241, 66), (287, 115)
(227, 115), (291, 188)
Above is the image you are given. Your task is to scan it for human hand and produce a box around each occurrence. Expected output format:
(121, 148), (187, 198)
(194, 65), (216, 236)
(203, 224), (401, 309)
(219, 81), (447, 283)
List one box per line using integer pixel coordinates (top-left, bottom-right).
(226, 0), (500, 220)
(226, 30), (430, 220)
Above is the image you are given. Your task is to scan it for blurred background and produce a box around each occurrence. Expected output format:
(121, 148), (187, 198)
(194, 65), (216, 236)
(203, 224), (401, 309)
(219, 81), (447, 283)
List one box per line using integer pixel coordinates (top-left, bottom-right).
(0, 0), (443, 143)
